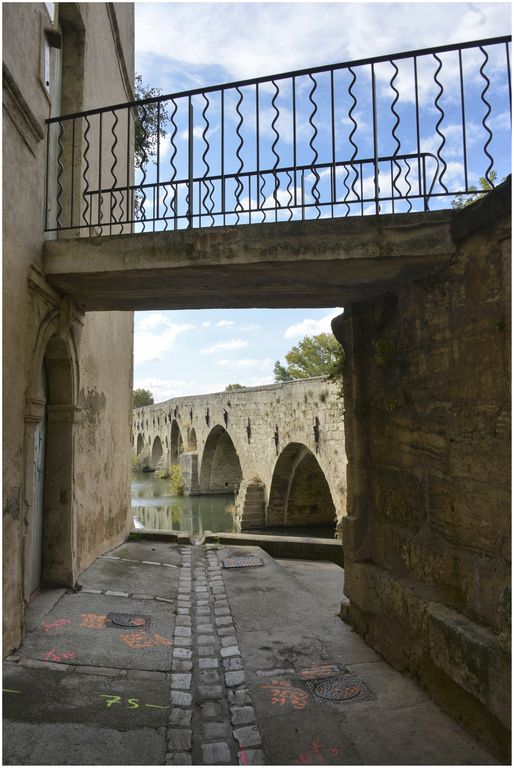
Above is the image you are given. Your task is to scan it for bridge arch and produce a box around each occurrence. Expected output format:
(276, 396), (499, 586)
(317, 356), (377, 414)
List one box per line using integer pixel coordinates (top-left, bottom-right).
(170, 419), (183, 463)
(267, 443), (336, 530)
(200, 425), (242, 494)
(151, 435), (163, 468)
(136, 433), (144, 455)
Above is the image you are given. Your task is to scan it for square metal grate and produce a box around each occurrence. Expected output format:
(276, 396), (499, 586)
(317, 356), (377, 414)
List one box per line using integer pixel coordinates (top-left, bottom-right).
(106, 612), (152, 629)
(222, 555), (264, 569)
(306, 673), (375, 704)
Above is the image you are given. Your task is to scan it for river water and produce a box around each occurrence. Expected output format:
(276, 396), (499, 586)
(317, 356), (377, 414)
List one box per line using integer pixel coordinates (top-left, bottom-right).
(132, 472), (235, 537)
(131, 471), (336, 539)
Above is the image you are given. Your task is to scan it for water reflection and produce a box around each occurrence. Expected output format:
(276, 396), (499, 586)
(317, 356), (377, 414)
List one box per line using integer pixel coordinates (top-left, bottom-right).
(131, 472), (235, 536)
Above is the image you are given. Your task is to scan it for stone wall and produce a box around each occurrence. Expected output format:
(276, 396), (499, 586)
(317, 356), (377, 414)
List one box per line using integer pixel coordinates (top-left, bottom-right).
(133, 377), (346, 530)
(335, 179), (511, 758)
(2, 3), (134, 653)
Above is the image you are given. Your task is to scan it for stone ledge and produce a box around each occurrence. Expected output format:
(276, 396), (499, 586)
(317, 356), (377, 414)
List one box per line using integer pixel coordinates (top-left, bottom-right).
(427, 601), (510, 728)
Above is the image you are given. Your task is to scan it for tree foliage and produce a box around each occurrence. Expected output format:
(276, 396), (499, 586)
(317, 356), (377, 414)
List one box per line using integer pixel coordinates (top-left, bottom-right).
(133, 388), (154, 408)
(225, 383), (245, 391)
(274, 333), (344, 381)
(451, 171), (498, 209)
(134, 74), (168, 170)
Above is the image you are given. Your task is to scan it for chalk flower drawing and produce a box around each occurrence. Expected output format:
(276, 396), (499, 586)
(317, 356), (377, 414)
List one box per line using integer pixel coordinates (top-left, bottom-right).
(42, 649), (76, 662)
(260, 679), (309, 709)
(120, 631), (172, 649)
(42, 618), (71, 634)
(80, 613), (108, 629)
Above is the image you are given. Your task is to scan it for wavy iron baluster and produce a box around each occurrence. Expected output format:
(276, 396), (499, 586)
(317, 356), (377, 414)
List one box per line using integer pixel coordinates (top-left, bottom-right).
(137, 104), (149, 231)
(479, 45), (495, 188)
(165, 98), (178, 230)
(82, 116), (91, 227)
(433, 53), (448, 193)
(390, 61), (402, 204)
(271, 80), (281, 212)
(403, 158), (412, 212)
(201, 93), (215, 225)
(56, 121), (63, 229)
(285, 170), (293, 220)
(234, 87), (244, 224)
(258, 172), (266, 223)
(307, 74), (320, 218)
(110, 110), (119, 227)
(347, 67), (359, 205)
(342, 164), (351, 216)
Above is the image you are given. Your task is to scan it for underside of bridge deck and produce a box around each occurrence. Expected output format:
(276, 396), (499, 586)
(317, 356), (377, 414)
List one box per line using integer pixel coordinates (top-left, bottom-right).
(43, 210), (454, 311)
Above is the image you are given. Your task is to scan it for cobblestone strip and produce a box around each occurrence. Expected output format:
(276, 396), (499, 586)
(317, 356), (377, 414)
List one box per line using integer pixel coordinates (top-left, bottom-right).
(200, 548), (266, 766)
(166, 546), (193, 766)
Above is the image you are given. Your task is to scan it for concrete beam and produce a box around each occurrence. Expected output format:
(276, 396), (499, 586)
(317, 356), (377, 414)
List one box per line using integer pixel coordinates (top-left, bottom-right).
(43, 211), (455, 311)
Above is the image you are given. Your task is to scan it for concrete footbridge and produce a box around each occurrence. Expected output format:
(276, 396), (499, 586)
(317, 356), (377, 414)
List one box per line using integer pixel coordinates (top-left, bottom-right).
(132, 377), (346, 532)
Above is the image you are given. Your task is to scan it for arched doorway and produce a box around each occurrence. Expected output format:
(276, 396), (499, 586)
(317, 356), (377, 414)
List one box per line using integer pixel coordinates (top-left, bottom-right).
(136, 433), (144, 455)
(25, 330), (78, 596)
(267, 443), (336, 531)
(151, 436), (163, 468)
(200, 425), (242, 494)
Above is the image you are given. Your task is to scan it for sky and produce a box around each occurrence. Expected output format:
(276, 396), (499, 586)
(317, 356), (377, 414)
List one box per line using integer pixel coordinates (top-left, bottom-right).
(133, 1), (511, 402)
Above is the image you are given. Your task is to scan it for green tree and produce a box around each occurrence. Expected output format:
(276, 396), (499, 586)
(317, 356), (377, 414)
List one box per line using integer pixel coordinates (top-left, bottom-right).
(133, 75), (169, 220)
(134, 74), (168, 170)
(225, 383), (245, 391)
(133, 388), (154, 408)
(451, 171), (498, 209)
(274, 333), (344, 381)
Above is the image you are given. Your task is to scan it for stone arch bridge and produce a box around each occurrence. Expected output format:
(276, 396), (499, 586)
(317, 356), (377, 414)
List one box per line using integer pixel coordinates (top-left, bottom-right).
(132, 377), (346, 532)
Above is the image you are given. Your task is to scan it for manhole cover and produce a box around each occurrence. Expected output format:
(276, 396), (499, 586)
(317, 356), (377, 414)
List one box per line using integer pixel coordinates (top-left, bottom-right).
(223, 556), (264, 569)
(306, 674), (375, 704)
(106, 613), (151, 629)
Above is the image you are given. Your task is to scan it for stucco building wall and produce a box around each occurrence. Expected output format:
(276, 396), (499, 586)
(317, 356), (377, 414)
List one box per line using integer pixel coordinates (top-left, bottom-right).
(2, 3), (134, 653)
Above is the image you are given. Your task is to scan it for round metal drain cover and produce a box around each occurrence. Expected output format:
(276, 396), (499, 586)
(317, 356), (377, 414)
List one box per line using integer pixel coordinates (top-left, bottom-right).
(109, 613), (148, 628)
(315, 676), (361, 701)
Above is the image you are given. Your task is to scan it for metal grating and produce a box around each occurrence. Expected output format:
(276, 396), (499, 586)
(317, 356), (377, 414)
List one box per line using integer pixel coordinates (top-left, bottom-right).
(306, 673), (375, 704)
(106, 613), (152, 629)
(222, 555), (264, 569)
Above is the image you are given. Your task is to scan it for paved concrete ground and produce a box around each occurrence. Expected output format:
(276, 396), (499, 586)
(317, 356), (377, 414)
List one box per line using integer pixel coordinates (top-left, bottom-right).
(3, 541), (498, 765)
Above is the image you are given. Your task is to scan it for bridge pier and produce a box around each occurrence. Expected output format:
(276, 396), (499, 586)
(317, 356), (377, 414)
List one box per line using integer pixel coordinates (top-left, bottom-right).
(180, 452), (200, 496)
(235, 480), (266, 531)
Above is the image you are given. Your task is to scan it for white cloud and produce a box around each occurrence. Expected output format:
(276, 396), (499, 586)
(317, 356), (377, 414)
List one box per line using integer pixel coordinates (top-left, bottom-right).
(137, 312), (174, 332)
(136, 4), (509, 83)
(239, 324), (261, 332)
(201, 338), (249, 354)
(179, 125), (207, 141)
(217, 357), (273, 369)
(134, 315), (195, 364)
(284, 309), (344, 340)
(215, 320), (235, 328)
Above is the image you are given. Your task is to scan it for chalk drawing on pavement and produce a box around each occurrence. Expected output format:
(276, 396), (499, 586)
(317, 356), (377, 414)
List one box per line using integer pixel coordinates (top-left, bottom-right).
(259, 679), (309, 710)
(294, 740), (341, 765)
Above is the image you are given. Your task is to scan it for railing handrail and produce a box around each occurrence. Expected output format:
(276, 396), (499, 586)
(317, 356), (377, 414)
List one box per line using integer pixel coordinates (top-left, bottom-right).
(47, 35), (512, 124)
(83, 152), (439, 197)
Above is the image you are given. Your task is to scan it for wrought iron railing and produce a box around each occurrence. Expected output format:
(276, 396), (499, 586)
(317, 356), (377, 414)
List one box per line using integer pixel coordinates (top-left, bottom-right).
(45, 36), (511, 234)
